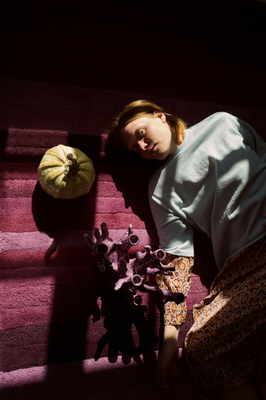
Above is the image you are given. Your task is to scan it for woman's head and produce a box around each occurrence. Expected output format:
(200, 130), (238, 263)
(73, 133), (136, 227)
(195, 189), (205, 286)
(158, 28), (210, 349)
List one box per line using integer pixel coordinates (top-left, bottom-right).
(107, 100), (186, 160)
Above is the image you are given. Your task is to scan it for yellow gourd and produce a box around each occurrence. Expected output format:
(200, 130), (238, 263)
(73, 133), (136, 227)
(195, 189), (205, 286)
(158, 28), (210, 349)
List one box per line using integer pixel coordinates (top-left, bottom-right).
(38, 144), (95, 199)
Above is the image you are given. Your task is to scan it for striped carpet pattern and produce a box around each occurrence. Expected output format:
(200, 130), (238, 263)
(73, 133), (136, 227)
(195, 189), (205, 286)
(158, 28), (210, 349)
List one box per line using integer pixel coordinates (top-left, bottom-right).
(1, 78), (221, 372)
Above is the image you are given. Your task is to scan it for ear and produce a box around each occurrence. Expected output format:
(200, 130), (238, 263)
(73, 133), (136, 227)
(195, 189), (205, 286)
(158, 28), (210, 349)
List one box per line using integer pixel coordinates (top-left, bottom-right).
(153, 112), (166, 122)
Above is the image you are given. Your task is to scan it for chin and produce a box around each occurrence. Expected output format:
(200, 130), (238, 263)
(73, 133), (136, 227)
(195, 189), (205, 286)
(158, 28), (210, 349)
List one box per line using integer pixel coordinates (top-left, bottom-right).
(154, 153), (168, 161)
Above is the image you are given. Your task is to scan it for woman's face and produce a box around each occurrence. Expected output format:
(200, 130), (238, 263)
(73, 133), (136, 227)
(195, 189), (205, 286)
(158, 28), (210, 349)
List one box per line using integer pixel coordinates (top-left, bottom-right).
(121, 113), (178, 160)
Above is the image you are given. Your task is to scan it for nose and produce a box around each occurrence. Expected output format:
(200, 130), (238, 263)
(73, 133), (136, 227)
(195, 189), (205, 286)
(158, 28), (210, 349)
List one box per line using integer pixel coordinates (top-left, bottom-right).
(138, 138), (148, 151)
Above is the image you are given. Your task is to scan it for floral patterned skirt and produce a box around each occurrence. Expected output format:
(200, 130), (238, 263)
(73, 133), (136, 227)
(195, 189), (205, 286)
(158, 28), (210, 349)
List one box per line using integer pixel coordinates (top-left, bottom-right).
(184, 237), (266, 400)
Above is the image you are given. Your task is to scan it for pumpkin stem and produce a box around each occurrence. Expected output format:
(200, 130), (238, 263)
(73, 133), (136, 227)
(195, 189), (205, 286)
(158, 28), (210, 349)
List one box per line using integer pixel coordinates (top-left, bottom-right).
(65, 153), (79, 175)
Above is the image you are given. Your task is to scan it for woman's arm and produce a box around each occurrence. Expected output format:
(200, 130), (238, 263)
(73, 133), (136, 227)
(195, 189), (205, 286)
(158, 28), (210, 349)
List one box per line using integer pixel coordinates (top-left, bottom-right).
(156, 324), (180, 388)
(156, 255), (194, 388)
(156, 255), (194, 325)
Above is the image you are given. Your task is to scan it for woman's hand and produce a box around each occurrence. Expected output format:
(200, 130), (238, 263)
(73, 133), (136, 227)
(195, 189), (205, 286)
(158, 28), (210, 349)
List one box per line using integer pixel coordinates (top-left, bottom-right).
(156, 325), (180, 389)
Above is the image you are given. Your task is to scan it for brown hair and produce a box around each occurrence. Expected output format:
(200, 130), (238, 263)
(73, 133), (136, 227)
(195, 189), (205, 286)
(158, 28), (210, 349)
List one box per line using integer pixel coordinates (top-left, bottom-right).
(107, 100), (187, 152)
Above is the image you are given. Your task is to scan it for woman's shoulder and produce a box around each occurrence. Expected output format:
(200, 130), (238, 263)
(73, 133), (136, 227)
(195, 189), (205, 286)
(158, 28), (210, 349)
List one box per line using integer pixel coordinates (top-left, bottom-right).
(189, 112), (238, 135)
(197, 111), (236, 125)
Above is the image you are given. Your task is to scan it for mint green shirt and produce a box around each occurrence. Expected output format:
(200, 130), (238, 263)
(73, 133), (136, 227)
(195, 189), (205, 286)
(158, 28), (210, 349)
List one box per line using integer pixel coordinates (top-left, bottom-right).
(149, 112), (266, 270)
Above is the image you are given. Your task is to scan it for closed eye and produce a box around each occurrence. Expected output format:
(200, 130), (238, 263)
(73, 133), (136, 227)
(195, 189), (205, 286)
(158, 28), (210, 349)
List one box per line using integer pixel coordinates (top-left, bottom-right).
(133, 129), (145, 151)
(138, 128), (145, 139)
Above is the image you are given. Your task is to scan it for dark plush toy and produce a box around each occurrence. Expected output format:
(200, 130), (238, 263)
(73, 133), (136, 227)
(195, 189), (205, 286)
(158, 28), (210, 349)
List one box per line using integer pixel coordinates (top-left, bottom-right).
(84, 223), (184, 308)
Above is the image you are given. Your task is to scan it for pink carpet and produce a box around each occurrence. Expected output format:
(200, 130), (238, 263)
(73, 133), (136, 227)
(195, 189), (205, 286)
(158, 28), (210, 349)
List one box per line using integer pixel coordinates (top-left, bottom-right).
(1, 350), (203, 400)
(2, 78), (266, 399)
(1, 1), (266, 399)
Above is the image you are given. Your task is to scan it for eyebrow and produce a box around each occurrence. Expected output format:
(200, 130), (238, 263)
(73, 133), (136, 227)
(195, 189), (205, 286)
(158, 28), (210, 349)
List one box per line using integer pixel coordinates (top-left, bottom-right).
(122, 121), (145, 151)
(121, 129), (136, 151)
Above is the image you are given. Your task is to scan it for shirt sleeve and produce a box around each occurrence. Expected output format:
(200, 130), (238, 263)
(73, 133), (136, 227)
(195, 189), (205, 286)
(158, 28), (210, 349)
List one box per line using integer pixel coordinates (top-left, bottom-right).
(156, 254), (194, 326)
(149, 195), (195, 258)
(230, 114), (266, 163)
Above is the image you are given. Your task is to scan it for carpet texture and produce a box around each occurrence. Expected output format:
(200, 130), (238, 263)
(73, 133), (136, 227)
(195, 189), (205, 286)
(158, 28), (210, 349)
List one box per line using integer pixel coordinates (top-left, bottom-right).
(2, 78), (266, 399)
(1, 78), (221, 370)
(1, 1), (266, 399)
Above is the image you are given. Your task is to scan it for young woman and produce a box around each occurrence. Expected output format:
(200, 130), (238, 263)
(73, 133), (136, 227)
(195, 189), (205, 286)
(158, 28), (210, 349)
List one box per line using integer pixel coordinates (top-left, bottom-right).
(107, 100), (266, 400)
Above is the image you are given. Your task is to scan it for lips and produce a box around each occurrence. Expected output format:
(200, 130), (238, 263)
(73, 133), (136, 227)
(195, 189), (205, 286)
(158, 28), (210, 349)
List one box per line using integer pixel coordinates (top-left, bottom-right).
(150, 144), (157, 155)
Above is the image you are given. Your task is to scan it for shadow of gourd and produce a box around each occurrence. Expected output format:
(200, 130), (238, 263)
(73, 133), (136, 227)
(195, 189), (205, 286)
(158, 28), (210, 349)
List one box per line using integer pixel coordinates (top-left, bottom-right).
(31, 181), (102, 364)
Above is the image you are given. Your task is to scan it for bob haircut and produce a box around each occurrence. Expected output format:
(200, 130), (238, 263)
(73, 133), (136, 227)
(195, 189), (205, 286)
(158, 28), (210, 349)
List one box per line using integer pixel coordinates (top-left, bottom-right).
(107, 100), (187, 152)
